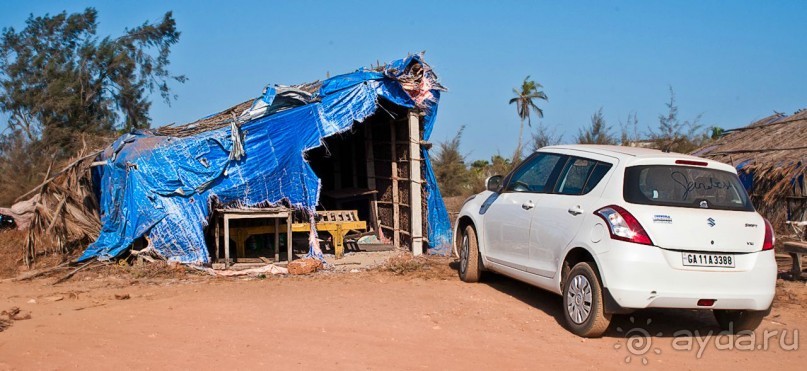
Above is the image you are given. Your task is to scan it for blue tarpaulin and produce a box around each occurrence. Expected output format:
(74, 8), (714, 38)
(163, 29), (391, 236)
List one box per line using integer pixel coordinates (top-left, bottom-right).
(736, 159), (754, 191)
(80, 55), (452, 263)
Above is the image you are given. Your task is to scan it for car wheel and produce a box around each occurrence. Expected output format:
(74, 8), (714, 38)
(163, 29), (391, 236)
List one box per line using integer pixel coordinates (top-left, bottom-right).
(458, 225), (482, 282)
(563, 262), (611, 337)
(713, 309), (767, 332)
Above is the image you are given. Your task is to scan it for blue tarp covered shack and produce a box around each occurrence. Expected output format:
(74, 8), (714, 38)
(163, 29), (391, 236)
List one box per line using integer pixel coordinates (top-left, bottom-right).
(78, 55), (453, 264)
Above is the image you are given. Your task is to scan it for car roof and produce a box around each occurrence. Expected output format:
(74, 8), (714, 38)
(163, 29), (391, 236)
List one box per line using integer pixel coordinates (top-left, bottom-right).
(537, 144), (736, 172)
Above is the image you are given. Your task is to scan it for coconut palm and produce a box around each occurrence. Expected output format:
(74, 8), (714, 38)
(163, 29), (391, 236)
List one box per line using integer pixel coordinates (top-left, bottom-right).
(509, 76), (548, 163)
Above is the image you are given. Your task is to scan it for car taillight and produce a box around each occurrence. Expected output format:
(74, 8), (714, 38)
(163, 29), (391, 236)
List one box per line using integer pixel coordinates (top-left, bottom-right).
(675, 159), (708, 166)
(594, 205), (654, 246)
(762, 218), (775, 251)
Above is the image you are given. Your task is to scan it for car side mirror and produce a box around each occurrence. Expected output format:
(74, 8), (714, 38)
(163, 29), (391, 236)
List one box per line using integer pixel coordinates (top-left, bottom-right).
(485, 175), (503, 192)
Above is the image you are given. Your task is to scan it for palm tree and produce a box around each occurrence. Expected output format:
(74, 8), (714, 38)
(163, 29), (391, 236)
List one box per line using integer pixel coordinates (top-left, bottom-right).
(509, 76), (548, 163)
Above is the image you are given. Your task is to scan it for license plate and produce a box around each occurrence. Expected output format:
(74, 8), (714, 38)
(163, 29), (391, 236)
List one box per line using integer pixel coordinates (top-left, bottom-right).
(681, 253), (735, 268)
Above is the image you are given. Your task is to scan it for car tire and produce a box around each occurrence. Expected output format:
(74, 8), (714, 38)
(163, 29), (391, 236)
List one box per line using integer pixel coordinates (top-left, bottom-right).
(713, 309), (767, 333)
(563, 262), (611, 337)
(458, 225), (482, 282)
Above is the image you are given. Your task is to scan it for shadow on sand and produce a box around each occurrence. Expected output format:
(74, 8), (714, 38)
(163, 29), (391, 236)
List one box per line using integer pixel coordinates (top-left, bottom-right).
(448, 261), (723, 339)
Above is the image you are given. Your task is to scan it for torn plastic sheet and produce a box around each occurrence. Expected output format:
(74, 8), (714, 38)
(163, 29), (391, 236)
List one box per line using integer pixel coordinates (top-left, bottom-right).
(80, 55), (453, 264)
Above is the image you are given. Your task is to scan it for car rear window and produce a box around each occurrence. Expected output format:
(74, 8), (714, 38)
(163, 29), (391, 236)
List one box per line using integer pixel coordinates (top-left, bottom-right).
(623, 165), (754, 211)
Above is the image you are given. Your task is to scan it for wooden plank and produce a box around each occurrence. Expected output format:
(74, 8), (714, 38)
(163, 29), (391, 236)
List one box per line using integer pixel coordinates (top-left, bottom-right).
(378, 225), (411, 236)
(213, 212), (289, 220)
(372, 176), (411, 181)
(214, 207), (288, 214)
(377, 201), (411, 208)
(390, 120), (400, 247)
(408, 111), (423, 256)
(783, 241), (807, 253)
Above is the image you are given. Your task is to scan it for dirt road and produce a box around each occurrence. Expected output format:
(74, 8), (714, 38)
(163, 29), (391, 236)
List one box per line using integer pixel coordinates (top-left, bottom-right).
(0, 259), (805, 370)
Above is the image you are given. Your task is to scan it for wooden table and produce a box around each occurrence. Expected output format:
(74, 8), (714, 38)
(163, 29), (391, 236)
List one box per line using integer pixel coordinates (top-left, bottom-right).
(215, 208), (292, 269)
(215, 209), (368, 268)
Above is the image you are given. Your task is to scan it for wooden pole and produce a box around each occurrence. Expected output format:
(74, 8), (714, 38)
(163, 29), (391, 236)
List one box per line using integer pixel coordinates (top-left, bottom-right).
(274, 218), (280, 262)
(214, 214), (220, 263)
(286, 213), (293, 263)
(224, 214), (231, 269)
(390, 120), (401, 247)
(364, 125), (381, 234)
(408, 111), (423, 256)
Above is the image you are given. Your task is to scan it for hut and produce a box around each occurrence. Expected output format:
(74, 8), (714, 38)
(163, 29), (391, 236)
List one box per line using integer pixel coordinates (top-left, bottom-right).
(2, 54), (453, 266)
(693, 109), (807, 235)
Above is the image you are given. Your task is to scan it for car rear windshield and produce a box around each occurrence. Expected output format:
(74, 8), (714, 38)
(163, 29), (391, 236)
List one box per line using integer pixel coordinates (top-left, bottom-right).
(623, 165), (754, 211)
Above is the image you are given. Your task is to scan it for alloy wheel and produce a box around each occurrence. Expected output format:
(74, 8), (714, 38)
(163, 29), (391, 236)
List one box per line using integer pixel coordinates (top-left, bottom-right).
(567, 274), (593, 324)
(459, 234), (469, 276)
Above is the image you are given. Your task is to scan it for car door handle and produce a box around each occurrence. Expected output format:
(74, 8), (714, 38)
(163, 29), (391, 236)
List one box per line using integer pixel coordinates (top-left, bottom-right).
(522, 201), (534, 210)
(568, 206), (583, 216)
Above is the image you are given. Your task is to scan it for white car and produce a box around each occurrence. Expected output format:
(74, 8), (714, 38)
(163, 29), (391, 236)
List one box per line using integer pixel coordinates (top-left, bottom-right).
(454, 145), (776, 337)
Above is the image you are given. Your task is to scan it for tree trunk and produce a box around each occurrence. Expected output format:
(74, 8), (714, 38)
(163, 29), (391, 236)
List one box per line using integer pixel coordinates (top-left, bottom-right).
(513, 117), (524, 164)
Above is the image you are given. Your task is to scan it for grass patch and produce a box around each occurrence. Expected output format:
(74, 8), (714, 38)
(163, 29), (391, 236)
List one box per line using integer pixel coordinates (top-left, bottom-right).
(379, 252), (458, 280)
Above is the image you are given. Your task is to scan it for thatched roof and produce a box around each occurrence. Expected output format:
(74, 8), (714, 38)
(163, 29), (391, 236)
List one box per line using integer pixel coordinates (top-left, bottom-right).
(693, 109), (807, 230)
(693, 110), (807, 165)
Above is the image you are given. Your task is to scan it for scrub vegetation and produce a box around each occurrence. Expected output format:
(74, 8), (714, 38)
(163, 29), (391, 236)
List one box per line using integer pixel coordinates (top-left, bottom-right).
(431, 82), (721, 198)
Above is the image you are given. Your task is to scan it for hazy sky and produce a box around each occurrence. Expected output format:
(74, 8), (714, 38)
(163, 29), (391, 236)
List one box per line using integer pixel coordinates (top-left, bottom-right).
(1, 0), (805, 160)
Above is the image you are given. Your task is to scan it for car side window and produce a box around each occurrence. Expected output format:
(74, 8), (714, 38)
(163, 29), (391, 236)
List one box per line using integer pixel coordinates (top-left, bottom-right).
(506, 153), (564, 193)
(582, 162), (613, 194)
(555, 158), (596, 195)
(554, 157), (613, 195)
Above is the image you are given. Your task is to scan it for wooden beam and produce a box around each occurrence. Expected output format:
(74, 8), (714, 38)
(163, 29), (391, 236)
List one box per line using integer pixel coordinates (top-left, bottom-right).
(408, 110), (424, 256)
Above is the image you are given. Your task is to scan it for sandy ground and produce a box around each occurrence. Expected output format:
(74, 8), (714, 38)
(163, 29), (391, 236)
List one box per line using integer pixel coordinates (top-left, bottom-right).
(0, 255), (805, 370)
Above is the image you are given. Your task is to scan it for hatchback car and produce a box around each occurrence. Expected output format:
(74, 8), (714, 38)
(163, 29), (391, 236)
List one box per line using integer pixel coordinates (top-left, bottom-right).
(454, 145), (776, 337)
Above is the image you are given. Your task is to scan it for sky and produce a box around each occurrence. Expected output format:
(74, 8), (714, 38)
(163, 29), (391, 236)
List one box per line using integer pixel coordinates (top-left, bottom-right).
(1, 0), (805, 161)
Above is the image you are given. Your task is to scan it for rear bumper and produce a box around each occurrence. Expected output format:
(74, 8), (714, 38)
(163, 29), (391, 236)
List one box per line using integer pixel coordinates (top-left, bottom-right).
(597, 242), (776, 311)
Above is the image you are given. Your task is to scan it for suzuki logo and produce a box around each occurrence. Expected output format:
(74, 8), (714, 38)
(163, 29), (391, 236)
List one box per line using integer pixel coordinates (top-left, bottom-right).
(707, 218), (716, 227)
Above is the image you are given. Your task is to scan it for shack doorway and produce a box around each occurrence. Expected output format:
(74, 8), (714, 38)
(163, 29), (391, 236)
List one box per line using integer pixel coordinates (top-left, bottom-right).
(307, 107), (425, 253)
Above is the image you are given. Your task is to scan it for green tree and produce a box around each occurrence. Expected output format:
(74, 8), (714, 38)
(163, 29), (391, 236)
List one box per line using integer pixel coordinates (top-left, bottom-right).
(649, 87), (707, 153)
(710, 126), (725, 140)
(577, 108), (616, 145)
(509, 76), (547, 164)
(0, 8), (185, 205)
(619, 112), (641, 146)
(432, 126), (470, 197)
(0, 8), (186, 141)
(531, 123), (563, 151)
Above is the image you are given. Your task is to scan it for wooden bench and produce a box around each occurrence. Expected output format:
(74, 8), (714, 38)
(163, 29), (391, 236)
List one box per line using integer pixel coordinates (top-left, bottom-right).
(783, 241), (807, 280)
